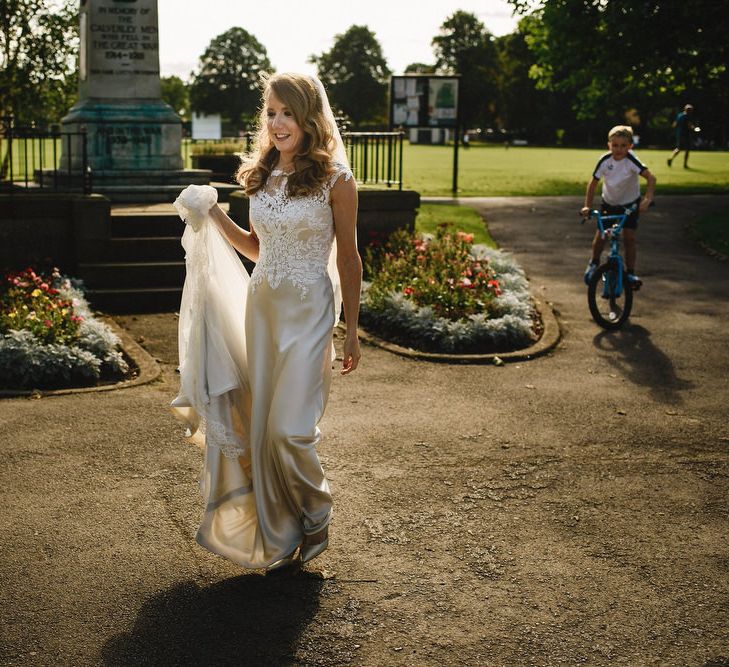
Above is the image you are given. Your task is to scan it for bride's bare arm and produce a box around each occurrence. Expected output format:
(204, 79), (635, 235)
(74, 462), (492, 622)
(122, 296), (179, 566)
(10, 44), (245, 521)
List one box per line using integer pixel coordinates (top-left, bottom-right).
(209, 203), (260, 262)
(332, 175), (362, 374)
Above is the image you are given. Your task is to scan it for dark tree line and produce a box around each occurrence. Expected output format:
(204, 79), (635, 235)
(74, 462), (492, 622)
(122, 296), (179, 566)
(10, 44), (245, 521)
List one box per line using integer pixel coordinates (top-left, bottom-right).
(5, 1), (728, 146)
(1, 0), (78, 127)
(503, 0), (729, 146)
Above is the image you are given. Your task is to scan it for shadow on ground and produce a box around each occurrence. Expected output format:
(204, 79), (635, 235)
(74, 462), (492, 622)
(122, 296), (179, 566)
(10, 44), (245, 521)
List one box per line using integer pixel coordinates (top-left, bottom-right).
(592, 324), (694, 404)
(101, 571), (323, 666)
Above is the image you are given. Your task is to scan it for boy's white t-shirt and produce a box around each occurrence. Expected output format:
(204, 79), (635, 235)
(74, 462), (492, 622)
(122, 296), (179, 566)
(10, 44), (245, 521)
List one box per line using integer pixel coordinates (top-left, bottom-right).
(593, 150), (647, 206)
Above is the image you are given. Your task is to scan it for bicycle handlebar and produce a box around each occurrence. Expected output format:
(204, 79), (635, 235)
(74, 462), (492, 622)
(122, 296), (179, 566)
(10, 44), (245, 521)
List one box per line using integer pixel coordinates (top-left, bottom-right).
(579, 202), (638, 225)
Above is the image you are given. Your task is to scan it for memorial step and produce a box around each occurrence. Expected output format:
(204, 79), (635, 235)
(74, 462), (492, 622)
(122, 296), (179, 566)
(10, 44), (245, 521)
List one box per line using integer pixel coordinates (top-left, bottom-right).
(92, 182), (239, 203)
(77, 261), (185, 289)
(102, 237), (185, 262)
(111, 214), (183, 238)
(85, 287), (183, 314)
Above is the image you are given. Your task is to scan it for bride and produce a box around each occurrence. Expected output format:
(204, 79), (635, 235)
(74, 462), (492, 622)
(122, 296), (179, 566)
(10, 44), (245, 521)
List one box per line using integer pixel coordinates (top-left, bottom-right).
(171, 72), (361, 571)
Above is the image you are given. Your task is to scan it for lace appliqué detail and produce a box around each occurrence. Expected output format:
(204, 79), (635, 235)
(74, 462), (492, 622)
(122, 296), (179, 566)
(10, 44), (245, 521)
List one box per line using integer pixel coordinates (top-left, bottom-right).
(249, 164), (352, 299)
(201, 416), (247, 459)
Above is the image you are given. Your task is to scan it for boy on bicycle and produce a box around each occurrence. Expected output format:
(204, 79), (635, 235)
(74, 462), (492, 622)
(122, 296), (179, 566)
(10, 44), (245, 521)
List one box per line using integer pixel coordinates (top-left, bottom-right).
(581, 125), (656, 288)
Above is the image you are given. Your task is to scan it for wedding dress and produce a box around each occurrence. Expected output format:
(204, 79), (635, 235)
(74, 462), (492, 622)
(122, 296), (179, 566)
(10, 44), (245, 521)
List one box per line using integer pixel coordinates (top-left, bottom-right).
(171, 161), (352, 569)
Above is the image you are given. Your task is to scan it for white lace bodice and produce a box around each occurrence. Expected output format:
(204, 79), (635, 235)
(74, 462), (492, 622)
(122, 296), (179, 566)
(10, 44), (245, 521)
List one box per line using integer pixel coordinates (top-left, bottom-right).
(249, 163), (352, 298)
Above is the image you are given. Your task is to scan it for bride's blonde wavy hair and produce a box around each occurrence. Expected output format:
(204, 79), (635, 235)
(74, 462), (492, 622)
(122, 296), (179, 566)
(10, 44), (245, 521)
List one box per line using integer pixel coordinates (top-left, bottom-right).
(236, 72), (339, 197)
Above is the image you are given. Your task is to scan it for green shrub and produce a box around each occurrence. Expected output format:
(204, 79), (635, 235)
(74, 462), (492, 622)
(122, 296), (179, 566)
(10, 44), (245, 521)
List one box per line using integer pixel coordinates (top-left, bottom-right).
(364, 225), (502, 321)
(0, 268), (129, 389)
(190, 141), (248, 155)
(0, 268), (82, 345)
(361, 226), (537, 354)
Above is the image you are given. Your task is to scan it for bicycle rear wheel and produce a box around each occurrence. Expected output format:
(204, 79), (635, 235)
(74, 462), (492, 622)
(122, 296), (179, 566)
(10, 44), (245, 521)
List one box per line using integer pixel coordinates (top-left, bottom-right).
(587, 263), (633, 329)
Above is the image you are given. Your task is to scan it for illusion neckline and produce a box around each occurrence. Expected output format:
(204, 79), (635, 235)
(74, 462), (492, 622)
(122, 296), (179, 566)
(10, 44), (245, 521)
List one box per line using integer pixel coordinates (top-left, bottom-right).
(271, 167), (294, 176)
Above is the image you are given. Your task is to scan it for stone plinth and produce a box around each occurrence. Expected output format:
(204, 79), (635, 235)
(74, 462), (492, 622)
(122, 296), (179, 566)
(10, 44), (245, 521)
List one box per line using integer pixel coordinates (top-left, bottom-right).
(59, 0), (209, 197)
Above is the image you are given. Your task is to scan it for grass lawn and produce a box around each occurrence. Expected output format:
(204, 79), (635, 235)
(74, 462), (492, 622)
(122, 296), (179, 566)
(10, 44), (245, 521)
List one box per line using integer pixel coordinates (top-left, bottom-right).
(400, 143), (729, 197)
(691, 211), (729, 257)
(1, 138), (66, 180)
(415, 203), (496, 248)
(5, 138), (727, 199)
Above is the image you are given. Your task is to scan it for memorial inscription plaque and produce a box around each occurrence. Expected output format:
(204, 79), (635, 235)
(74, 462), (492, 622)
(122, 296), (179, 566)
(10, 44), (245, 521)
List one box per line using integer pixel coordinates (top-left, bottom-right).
(59, 0), (209, 196)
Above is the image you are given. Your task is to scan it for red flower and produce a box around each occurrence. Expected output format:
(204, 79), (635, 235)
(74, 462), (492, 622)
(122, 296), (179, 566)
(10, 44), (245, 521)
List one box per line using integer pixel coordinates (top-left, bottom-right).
(403, 286), (414, 295)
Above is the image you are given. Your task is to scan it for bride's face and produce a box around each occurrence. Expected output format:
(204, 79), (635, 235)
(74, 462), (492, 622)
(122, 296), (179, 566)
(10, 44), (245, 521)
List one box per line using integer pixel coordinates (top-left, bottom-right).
(266, 92), (303, 160)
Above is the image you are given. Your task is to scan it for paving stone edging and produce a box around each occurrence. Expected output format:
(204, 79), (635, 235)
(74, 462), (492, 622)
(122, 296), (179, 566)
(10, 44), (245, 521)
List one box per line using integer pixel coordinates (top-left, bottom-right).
(0, 317), (161, 399)
(352, 299), (561, 364)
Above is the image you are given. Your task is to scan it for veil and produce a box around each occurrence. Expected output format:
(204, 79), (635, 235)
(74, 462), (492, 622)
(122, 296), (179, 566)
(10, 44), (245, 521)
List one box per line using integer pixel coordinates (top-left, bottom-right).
(309, 74), (349, 169)
(309, 74), (352, 326)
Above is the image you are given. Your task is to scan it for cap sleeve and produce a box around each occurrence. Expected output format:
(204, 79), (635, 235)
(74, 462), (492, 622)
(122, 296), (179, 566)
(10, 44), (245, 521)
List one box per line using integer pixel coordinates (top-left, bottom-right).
(328, 162), (353, 189)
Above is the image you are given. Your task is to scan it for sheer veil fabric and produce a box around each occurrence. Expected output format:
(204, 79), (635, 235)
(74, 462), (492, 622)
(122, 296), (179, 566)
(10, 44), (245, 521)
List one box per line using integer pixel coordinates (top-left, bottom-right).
(170, 74), (352, 568)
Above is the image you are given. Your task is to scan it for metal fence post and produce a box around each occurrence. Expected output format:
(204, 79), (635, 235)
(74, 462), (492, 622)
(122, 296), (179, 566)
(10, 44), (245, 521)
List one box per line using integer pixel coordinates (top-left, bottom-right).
(81, 127), (91, 194)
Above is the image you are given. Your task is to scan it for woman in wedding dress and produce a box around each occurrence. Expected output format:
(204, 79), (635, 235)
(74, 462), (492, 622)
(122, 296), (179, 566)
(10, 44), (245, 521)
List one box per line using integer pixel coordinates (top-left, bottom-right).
(171, 72), (361, 571)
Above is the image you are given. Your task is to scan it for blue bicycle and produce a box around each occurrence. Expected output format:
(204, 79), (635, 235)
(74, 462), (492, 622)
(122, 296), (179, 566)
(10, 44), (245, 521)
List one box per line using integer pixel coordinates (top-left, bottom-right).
(581, 204), (638, 329)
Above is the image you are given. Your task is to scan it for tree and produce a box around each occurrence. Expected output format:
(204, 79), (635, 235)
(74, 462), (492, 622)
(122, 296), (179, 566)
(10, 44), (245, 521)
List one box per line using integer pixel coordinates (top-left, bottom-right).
(161, 75), (190, 120)
(404, 63), (436, 74)
(189, 28), (272, 129)
(0, 0), (78, 127)
(494, 19), (574, 143)
(432, 11), (499, 130)
(310, 25), (391, 127)
(508, 0), (729, 145)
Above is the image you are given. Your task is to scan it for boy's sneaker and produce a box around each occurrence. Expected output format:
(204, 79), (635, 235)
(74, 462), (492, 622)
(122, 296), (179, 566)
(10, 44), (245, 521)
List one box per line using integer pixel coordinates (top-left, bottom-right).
(667, 158), (673, 167)
(583, 261), (598, 285)
(627, 273), (642, 290)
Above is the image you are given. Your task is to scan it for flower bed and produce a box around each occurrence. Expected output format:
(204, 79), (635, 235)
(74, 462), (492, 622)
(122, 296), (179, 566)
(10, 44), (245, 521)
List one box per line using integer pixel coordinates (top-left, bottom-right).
(360, 225), (539, 354)
(0, 268), (130, 389)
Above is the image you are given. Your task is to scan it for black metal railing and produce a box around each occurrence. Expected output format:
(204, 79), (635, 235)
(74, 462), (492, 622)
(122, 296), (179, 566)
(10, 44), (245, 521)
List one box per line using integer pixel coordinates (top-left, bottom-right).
(181, 130), (404, 189)
(0, 118), (91, 194)
(344, 131), (403, 189)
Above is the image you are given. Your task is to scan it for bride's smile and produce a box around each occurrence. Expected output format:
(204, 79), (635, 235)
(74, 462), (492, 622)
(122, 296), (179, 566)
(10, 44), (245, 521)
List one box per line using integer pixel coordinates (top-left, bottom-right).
(266, 92), (303, 159)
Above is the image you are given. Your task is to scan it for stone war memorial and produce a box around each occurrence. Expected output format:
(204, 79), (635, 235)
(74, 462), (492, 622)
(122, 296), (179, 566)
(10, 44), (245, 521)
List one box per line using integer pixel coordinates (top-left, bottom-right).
(1, 0), (417, 312)
(59, 0), (210, 200)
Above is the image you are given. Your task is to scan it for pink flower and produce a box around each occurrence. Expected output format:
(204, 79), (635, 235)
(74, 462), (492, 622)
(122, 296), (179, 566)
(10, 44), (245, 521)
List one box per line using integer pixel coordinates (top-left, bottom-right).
(44, 319), (52, 327)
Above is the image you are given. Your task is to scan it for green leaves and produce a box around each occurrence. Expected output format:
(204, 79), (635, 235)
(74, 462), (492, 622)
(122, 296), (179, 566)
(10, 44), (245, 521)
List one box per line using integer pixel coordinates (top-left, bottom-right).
(189, 27), (272, 127)
(364, 225), (500, 322)
(310, 25), (391, 127)
(0, 0), (78, 126)
(161, 76), (190, 119)
(507, 0), (729, 143)
(433, 11), (499, 129)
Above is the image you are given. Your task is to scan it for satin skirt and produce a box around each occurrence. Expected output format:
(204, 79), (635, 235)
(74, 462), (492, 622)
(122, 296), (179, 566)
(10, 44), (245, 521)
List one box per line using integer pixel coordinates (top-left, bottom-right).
(194, 275), (335, 568)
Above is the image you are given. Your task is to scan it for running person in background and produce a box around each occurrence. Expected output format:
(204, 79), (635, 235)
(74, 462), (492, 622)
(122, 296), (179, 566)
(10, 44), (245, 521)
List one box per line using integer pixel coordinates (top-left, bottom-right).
(668, 104), (695, 168)
(581, 125), (657, 289)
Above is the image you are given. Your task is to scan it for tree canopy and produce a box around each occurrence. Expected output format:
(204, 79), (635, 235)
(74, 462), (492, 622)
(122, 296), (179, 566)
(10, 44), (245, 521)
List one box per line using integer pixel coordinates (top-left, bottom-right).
(161, 76), (190, 120)
(310, 25), (391, 127)
(493, 20), (569, 144)
(508, 0), (729, 144)
(189, 27), (272, 128)
(432, 11), (499, 130)
(0, 0), (78, 127)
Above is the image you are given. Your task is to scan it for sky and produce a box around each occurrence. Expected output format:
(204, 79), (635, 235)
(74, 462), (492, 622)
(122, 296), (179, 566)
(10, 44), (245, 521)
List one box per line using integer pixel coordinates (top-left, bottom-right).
(157, 0), (520, 81)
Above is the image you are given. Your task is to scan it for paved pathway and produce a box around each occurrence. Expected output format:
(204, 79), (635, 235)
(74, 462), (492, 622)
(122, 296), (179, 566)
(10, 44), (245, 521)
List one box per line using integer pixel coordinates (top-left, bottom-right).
(1, 195), (727, 666)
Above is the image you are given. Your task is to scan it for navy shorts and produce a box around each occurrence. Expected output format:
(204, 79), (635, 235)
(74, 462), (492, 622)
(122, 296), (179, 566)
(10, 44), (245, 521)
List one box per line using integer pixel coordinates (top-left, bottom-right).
(676, 133), (693, 150)
(601, 197), (640, 230)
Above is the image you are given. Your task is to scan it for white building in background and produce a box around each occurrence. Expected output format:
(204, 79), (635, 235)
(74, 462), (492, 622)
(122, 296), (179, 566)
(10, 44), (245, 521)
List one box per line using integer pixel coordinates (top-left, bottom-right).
(192, 112), (222, 140)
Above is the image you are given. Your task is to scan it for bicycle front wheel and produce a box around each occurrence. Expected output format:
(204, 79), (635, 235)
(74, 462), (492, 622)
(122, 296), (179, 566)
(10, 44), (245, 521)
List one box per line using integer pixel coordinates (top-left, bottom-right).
(587, 264), (633, 329)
